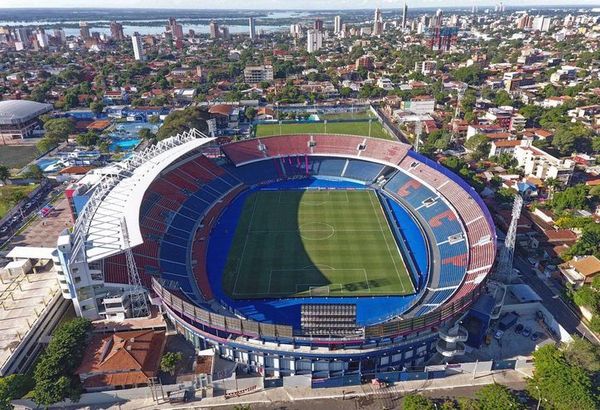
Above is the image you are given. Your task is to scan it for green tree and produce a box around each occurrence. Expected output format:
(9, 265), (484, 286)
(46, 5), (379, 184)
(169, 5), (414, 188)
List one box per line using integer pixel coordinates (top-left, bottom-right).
(36, 137), (59, 154)
(245, 107), (256, 122)
(527, 344), (598, 410)
(32, 318), (91, 406)
(89, 101), (104, 116)
(160, 352), (183, 376)
(402, 394), (436, 410)
(0, 374), (34, 410)
(0, 165), (10, 183)
(43, 118), (75, 142)
(475, 383), (523, 410)
(76, 132), (98, 147)
(464, 134), (490, 160)
(550, 184), (589, 213)
(156, 106), (210, 140)
(25, 164), (44, 180)
(563, 337), (600, 373)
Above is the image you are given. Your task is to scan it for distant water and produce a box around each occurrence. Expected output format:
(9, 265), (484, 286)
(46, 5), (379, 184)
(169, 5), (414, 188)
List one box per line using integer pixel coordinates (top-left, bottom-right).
(0, 10), (309, 36)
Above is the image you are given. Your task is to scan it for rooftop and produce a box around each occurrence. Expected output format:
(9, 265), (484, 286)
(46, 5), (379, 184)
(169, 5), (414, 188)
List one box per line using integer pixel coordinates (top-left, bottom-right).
(0, 100), (52, 125)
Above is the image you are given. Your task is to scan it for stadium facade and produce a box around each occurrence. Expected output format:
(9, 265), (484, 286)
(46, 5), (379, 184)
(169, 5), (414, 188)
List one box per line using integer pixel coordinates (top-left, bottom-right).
(56, 130), (496, 379)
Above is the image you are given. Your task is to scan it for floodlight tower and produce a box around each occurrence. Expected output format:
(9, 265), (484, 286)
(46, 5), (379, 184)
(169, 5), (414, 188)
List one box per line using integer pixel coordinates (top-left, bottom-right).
(121, 218), (149, 318)
(496, 194), (523, 282)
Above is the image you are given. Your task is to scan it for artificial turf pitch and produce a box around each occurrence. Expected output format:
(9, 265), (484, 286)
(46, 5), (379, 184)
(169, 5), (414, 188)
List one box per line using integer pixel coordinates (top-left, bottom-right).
(222, 190), (415, 299)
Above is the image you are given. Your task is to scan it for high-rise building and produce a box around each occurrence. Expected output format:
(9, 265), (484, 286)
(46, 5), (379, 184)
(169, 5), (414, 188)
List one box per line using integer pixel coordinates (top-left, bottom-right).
(249, 17), (256, 40)
(314, 18), (323, 31)
(36, 30), (49, 49)
(131, 32), (145, 61)
(243, 65), (274, 83)
(14, 27), (29, 46)
(209, 20), (219, 39)
(79, 21), (91, 40)
(166, 17), (184, 40)
(334, 16), (342, 34)
(53, 29), (66, 44)
(306, 29), (323, 53)
(373, 8), (383, 36)
(290, 24), (302, 38)
(532, 16), (552, 32)
(221, 26), (230, 40)
(110, 21), (125, 41)
(431, 9), (443, 28)
(402, 3), (408, 29)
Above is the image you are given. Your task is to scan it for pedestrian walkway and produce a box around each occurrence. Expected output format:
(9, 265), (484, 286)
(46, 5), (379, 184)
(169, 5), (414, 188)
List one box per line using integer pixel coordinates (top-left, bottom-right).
(13, 367), (531, 409)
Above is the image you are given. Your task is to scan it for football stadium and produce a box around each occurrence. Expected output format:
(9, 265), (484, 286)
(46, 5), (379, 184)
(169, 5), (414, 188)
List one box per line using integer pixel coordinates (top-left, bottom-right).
(57, 129), (496, 379)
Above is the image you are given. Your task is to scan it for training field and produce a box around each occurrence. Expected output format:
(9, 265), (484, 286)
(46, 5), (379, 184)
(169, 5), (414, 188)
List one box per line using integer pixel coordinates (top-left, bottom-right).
(255, 121), (391, 140)
(222, 190), (414, 299)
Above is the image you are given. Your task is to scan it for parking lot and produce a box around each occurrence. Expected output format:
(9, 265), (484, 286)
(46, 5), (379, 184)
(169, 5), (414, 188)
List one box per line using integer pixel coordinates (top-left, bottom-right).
(465, 312), (552, 361)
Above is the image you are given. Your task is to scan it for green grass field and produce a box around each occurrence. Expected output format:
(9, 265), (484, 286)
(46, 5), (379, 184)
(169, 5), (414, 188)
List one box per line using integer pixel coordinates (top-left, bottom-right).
(0, 145), (39, 170)
(222, 190), (414, 299)
(255, 120), (391, 140)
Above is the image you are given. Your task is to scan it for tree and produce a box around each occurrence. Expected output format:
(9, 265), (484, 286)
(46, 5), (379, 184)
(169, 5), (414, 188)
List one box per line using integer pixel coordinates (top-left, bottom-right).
(138, 128), (155, 141)
(0, 166), (9, 183)
(25, 164), (44, 180)
(527, 344), (598, 410)
(244, 107), (256, 122)
(32, 318), (91, 406)
(550, 184), (589, 213)
(464, 134), (490, 160)
(475, 383), (523, 410)
(89, 101), (104, 116)
(452, 64), (484, 85)
(43, 118), (75, 142)
(156, 106), (210, 140)
(563, 337), (600, 373)
(402, 394), (436, 410)
(36, 137), (59, 154)
(0, 374), (34, 410)
(160, 352), (183, 376)
(76, 132), (98, 147)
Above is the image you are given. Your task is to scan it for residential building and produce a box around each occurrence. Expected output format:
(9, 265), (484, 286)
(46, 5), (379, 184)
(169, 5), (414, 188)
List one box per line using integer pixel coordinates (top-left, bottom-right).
(249, 17), (256, 40)
(334, 16), (342, 34)
(76, 330), (166, 391)
(79, 21), (91, 40)
(109, 21), (124, 41)
(415, 60), (437, 75)
(243, 65), (274, 84)
(373, 8), (383, 36)
(131, 32), (145, 61)
(559, 256), (600, 288)
(402, 3), (408, 29)
(306, 29), (323, 53)
(401, 96), (436, 115)
(209, 20), (219, 39)
(514, 140), (575, 185)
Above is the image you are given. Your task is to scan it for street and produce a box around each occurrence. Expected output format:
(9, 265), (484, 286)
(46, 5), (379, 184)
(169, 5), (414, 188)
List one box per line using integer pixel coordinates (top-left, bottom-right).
(514, 255), (600, 345)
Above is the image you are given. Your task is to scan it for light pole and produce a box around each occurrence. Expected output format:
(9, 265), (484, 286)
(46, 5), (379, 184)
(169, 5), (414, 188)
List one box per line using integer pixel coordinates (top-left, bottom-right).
(368, 119), (372, 138)
(324, 119), (327, 134)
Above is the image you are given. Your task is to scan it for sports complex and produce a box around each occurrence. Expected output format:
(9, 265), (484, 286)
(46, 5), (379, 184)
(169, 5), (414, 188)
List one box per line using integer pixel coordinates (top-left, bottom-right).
(58, 129), (496, 379)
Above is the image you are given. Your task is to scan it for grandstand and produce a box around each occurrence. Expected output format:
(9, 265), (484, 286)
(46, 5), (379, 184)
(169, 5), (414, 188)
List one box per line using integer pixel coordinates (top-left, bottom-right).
(57, 131), (496, 380)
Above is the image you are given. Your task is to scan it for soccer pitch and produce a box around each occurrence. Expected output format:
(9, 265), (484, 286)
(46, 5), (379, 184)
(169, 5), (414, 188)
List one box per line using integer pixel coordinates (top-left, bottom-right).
(222, 190), (415, 299)
(255, 121), (391, 140)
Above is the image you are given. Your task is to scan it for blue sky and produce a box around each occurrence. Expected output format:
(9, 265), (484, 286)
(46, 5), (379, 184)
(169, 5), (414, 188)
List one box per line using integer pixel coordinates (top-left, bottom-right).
(0, 1), (598, 9)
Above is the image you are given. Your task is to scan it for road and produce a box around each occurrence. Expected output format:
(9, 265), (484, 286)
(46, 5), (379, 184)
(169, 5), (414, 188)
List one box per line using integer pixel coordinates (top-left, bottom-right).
(513, 254), (600, 345)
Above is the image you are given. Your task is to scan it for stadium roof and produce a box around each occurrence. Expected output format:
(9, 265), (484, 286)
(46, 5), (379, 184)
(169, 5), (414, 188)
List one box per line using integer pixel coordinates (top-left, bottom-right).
(82, 130), (214, 262)
(0, 100), (52, 125)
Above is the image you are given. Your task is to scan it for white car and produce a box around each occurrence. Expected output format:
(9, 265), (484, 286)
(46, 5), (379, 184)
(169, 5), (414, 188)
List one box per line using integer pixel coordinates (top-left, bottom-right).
(494, 330), (504, 340)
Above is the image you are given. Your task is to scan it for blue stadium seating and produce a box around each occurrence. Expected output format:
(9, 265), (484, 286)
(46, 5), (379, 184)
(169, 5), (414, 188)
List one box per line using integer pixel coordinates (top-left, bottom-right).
(343, 159), (385, 182)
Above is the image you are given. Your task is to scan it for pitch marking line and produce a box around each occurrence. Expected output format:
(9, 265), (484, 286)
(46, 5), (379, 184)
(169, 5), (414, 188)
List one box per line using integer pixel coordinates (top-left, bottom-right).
(368, 191), (406, 293)
(232, 195), (260, 295)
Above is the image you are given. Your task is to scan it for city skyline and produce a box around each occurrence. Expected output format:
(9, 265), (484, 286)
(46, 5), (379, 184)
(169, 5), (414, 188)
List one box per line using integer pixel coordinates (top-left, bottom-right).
(1, 1), (600, 10)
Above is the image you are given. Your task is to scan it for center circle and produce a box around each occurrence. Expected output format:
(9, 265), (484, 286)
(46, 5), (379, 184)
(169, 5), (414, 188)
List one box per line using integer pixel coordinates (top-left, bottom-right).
(299, 222), (335, 240)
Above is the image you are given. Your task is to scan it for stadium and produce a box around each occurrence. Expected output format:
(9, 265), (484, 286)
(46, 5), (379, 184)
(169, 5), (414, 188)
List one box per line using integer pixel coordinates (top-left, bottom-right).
(57, 129), (496, 380)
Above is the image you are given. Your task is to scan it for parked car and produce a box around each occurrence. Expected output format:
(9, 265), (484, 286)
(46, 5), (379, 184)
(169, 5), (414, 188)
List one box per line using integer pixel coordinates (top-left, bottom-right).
(522, 327), (532, 337)
(531, 332), (542, 342)
(515, 324), (524, 334)
(528, 257), (537, 266)
(494, 330), (504, 340)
